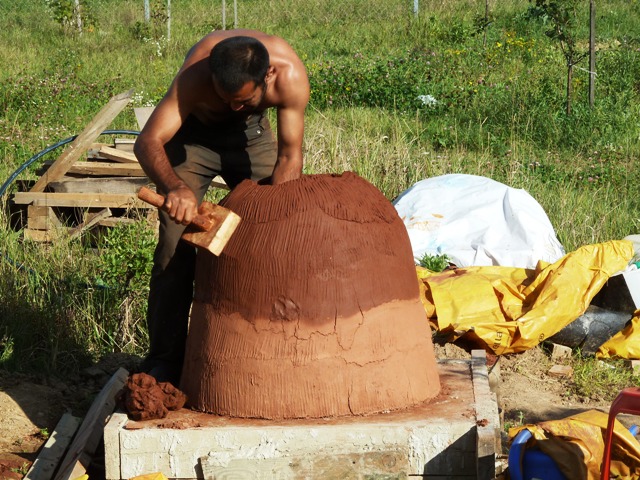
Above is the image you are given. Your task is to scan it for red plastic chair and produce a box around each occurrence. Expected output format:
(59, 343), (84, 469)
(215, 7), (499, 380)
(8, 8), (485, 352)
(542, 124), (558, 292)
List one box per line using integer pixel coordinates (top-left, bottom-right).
(601, 387), (640, 480)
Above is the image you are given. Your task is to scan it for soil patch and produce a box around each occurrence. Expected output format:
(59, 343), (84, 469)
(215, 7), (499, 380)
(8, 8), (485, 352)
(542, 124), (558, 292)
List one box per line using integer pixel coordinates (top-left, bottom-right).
(0, 353), (140, 477)
(0, 346), (633, 477)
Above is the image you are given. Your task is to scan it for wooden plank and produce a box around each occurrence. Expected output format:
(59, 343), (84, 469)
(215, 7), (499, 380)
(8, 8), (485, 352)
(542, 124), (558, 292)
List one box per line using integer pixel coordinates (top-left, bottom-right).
(98, 217), (138, 227)
(24, 228), (65, 242)
(211, 175), (229, 190)
(48, 176), (149, 194)
(30, 89), (134, 192)
(27, 206), (62, 230)
(24, 413), (82, 480)
(13, 192), (149, 209)
(134, 106), (155, 130)
(98, 145), (138, 164)
(68, 162), (146, 177)
(114, 138), (136, 152)
(68, 208), (112, 240)
(54, 368), (129, 480)
(87, 143), (110, 159)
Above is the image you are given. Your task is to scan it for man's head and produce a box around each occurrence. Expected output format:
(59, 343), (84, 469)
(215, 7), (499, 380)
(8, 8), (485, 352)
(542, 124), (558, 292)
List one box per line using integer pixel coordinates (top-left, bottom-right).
(209, 36), (270, 94)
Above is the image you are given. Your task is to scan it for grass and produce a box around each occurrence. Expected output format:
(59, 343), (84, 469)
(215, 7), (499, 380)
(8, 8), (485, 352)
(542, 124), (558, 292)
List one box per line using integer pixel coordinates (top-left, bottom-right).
(571, 353), (640, 402)
(1, 0), (640, 381)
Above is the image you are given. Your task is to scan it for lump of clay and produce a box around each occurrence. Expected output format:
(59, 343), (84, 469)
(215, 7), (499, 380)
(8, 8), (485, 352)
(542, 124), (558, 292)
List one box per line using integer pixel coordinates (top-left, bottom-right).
(181, 172), (441, 419)
(121, 373), (187, 420)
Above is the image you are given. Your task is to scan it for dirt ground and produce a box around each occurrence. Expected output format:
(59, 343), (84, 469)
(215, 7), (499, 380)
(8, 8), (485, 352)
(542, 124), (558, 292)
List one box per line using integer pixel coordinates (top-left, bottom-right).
(0, 353), (140, 479)
(0, 345), (630, 479)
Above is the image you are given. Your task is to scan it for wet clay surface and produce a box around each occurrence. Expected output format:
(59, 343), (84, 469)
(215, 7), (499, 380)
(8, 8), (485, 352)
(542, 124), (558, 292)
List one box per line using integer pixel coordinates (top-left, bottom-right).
(119, 373), (187, 421)
(128, 362), (470, 430)
(181, 172), (441, 419)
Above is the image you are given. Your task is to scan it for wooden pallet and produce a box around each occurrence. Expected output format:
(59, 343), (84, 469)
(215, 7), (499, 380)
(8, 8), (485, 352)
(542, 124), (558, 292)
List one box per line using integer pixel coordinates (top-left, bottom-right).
(10, 90), (156, 242)
(10, 91), (229, 243)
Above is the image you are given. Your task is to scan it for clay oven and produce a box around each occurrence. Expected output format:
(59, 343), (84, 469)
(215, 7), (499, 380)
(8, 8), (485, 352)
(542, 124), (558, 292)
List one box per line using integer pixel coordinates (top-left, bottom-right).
(180, 172), (441, 419)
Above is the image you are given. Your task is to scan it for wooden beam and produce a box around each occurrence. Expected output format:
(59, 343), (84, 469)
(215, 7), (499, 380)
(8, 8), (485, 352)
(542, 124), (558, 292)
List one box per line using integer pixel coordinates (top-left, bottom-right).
(24, 228), (65, 242)
(98, 145), (138, 164)
(48, 177), (149, 194)
(98, 217), (138, 227)
(54, 368), (129, 480)
(67, 162), (146, 177)
(27, 205), (62, 230)
(68, 208), (112, 240)
(13, 192), (149, 209)
(210, 176), (229, 190)
(30, 89), (134, 192)
(114, 138), (136, 151)
(134, 106), (155, 130)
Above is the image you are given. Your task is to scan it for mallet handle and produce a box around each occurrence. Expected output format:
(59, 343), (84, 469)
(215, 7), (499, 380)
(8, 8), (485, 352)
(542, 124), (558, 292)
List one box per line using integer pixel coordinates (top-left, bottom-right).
(137, 186), (214, 231)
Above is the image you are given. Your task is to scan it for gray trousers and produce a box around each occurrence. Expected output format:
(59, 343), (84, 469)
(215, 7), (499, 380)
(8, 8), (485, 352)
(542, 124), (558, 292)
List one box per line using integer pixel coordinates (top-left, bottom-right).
(142, 113), (277, 379)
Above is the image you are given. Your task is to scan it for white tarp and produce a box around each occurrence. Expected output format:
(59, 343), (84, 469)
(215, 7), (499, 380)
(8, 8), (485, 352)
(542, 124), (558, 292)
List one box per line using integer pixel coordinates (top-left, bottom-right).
(393, 174), (566, 269)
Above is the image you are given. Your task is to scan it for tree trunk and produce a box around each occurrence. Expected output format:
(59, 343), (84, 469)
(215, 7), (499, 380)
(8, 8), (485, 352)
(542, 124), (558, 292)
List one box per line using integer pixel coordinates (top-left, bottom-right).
(166, 0), (171, 41)
(222, 0), (226, 29)
(483, 0), (489, 48)
(589, 0), (596, 107)
(566, 63), (573, 116)
(234, 0), (238, 28)
(74, 0), (82, 35)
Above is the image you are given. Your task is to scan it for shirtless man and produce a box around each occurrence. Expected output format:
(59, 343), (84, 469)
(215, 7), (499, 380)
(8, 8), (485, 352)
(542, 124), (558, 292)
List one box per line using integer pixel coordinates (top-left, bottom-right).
(134, 30), (310, 384)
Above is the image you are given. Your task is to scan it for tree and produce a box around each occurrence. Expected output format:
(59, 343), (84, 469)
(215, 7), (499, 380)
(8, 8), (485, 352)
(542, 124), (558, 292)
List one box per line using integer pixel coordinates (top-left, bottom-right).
(46, 0), (96, 35)
(531, 0), (588, 115)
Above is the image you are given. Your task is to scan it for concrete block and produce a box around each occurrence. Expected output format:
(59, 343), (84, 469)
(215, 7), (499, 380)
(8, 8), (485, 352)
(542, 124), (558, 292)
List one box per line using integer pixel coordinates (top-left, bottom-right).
(548, 364), (574, 378)
(550, 343), (572, 361)
(105, 362), (498, 480)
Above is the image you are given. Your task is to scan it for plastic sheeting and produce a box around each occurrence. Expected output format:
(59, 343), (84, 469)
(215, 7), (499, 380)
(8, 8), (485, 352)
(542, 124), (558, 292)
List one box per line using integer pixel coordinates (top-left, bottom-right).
(509, 410), (640, 480)
(394, 174), (566, 269)
(418, 240), (634, 355)
(597, 312), (640, 360)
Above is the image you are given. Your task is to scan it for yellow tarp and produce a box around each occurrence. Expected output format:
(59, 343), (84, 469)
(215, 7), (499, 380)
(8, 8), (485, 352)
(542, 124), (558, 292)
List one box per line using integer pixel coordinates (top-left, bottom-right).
(128, 474), (169, 480)
(509, 410), (640, 480)
(418, 240), (634, 355)
(598, 312), (640, 359)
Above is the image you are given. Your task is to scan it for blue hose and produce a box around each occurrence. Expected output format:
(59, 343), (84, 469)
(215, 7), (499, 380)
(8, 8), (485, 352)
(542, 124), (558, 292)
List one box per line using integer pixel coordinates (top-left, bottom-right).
(0, 129), (140, 274)
(0, 129), (140, 197)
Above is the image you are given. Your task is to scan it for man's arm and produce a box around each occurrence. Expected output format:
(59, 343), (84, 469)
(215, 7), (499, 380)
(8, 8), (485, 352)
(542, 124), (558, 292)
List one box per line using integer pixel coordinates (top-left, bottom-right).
(271, 66), (310, 185)
(272, 106), (305, 184)
(134, 81), (199, 225)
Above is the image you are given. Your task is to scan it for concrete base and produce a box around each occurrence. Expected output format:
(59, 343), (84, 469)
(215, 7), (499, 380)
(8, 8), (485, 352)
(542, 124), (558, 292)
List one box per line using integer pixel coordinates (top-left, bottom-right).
(105, 357), (499, 480)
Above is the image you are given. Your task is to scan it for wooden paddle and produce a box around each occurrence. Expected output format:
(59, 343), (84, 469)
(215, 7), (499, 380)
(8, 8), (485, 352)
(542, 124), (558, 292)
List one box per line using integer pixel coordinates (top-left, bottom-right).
(137, 186), (240, 255)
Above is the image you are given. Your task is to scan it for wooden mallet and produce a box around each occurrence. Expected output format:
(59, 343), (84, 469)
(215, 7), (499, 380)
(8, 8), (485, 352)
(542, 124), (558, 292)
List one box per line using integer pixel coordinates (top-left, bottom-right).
(137, 186), (240, 255)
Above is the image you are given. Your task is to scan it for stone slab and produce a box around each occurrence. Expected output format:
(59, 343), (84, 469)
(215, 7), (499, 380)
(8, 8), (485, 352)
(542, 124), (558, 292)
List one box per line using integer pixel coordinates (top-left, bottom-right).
(105, 360), (497, 480)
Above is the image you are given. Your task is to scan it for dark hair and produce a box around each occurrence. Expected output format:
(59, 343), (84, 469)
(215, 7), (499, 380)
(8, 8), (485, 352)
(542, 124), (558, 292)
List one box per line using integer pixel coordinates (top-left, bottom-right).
(209, 36), (270, 93)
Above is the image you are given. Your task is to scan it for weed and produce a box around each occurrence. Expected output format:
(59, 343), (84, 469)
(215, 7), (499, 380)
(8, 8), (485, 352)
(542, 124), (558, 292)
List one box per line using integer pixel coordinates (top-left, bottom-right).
(504, 409), (526, 432)
(10, 462), (30, 476)
(571, 353), (640, 401)
(418, 253), (452, 272)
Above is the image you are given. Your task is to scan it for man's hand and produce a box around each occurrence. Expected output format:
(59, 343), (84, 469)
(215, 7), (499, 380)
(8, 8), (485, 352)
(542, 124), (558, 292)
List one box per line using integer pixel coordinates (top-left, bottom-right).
(163, 185), (199, 225)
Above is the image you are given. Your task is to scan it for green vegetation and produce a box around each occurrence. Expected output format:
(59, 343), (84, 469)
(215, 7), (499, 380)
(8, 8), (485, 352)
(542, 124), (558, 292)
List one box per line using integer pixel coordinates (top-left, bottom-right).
(1, 0), (640, 377)
(571, 352), (640, 401)
(418, 253), (451, 273)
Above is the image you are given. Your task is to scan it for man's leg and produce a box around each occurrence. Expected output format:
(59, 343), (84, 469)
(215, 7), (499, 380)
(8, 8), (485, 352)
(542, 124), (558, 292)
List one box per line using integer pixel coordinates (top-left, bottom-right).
(143, 143), (223, 384)
(143, 114), (277, 384)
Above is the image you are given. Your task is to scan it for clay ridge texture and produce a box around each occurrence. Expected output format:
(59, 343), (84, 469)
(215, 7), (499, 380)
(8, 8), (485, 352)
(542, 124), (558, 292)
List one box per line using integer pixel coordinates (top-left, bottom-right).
(181, 172), (441, 419)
